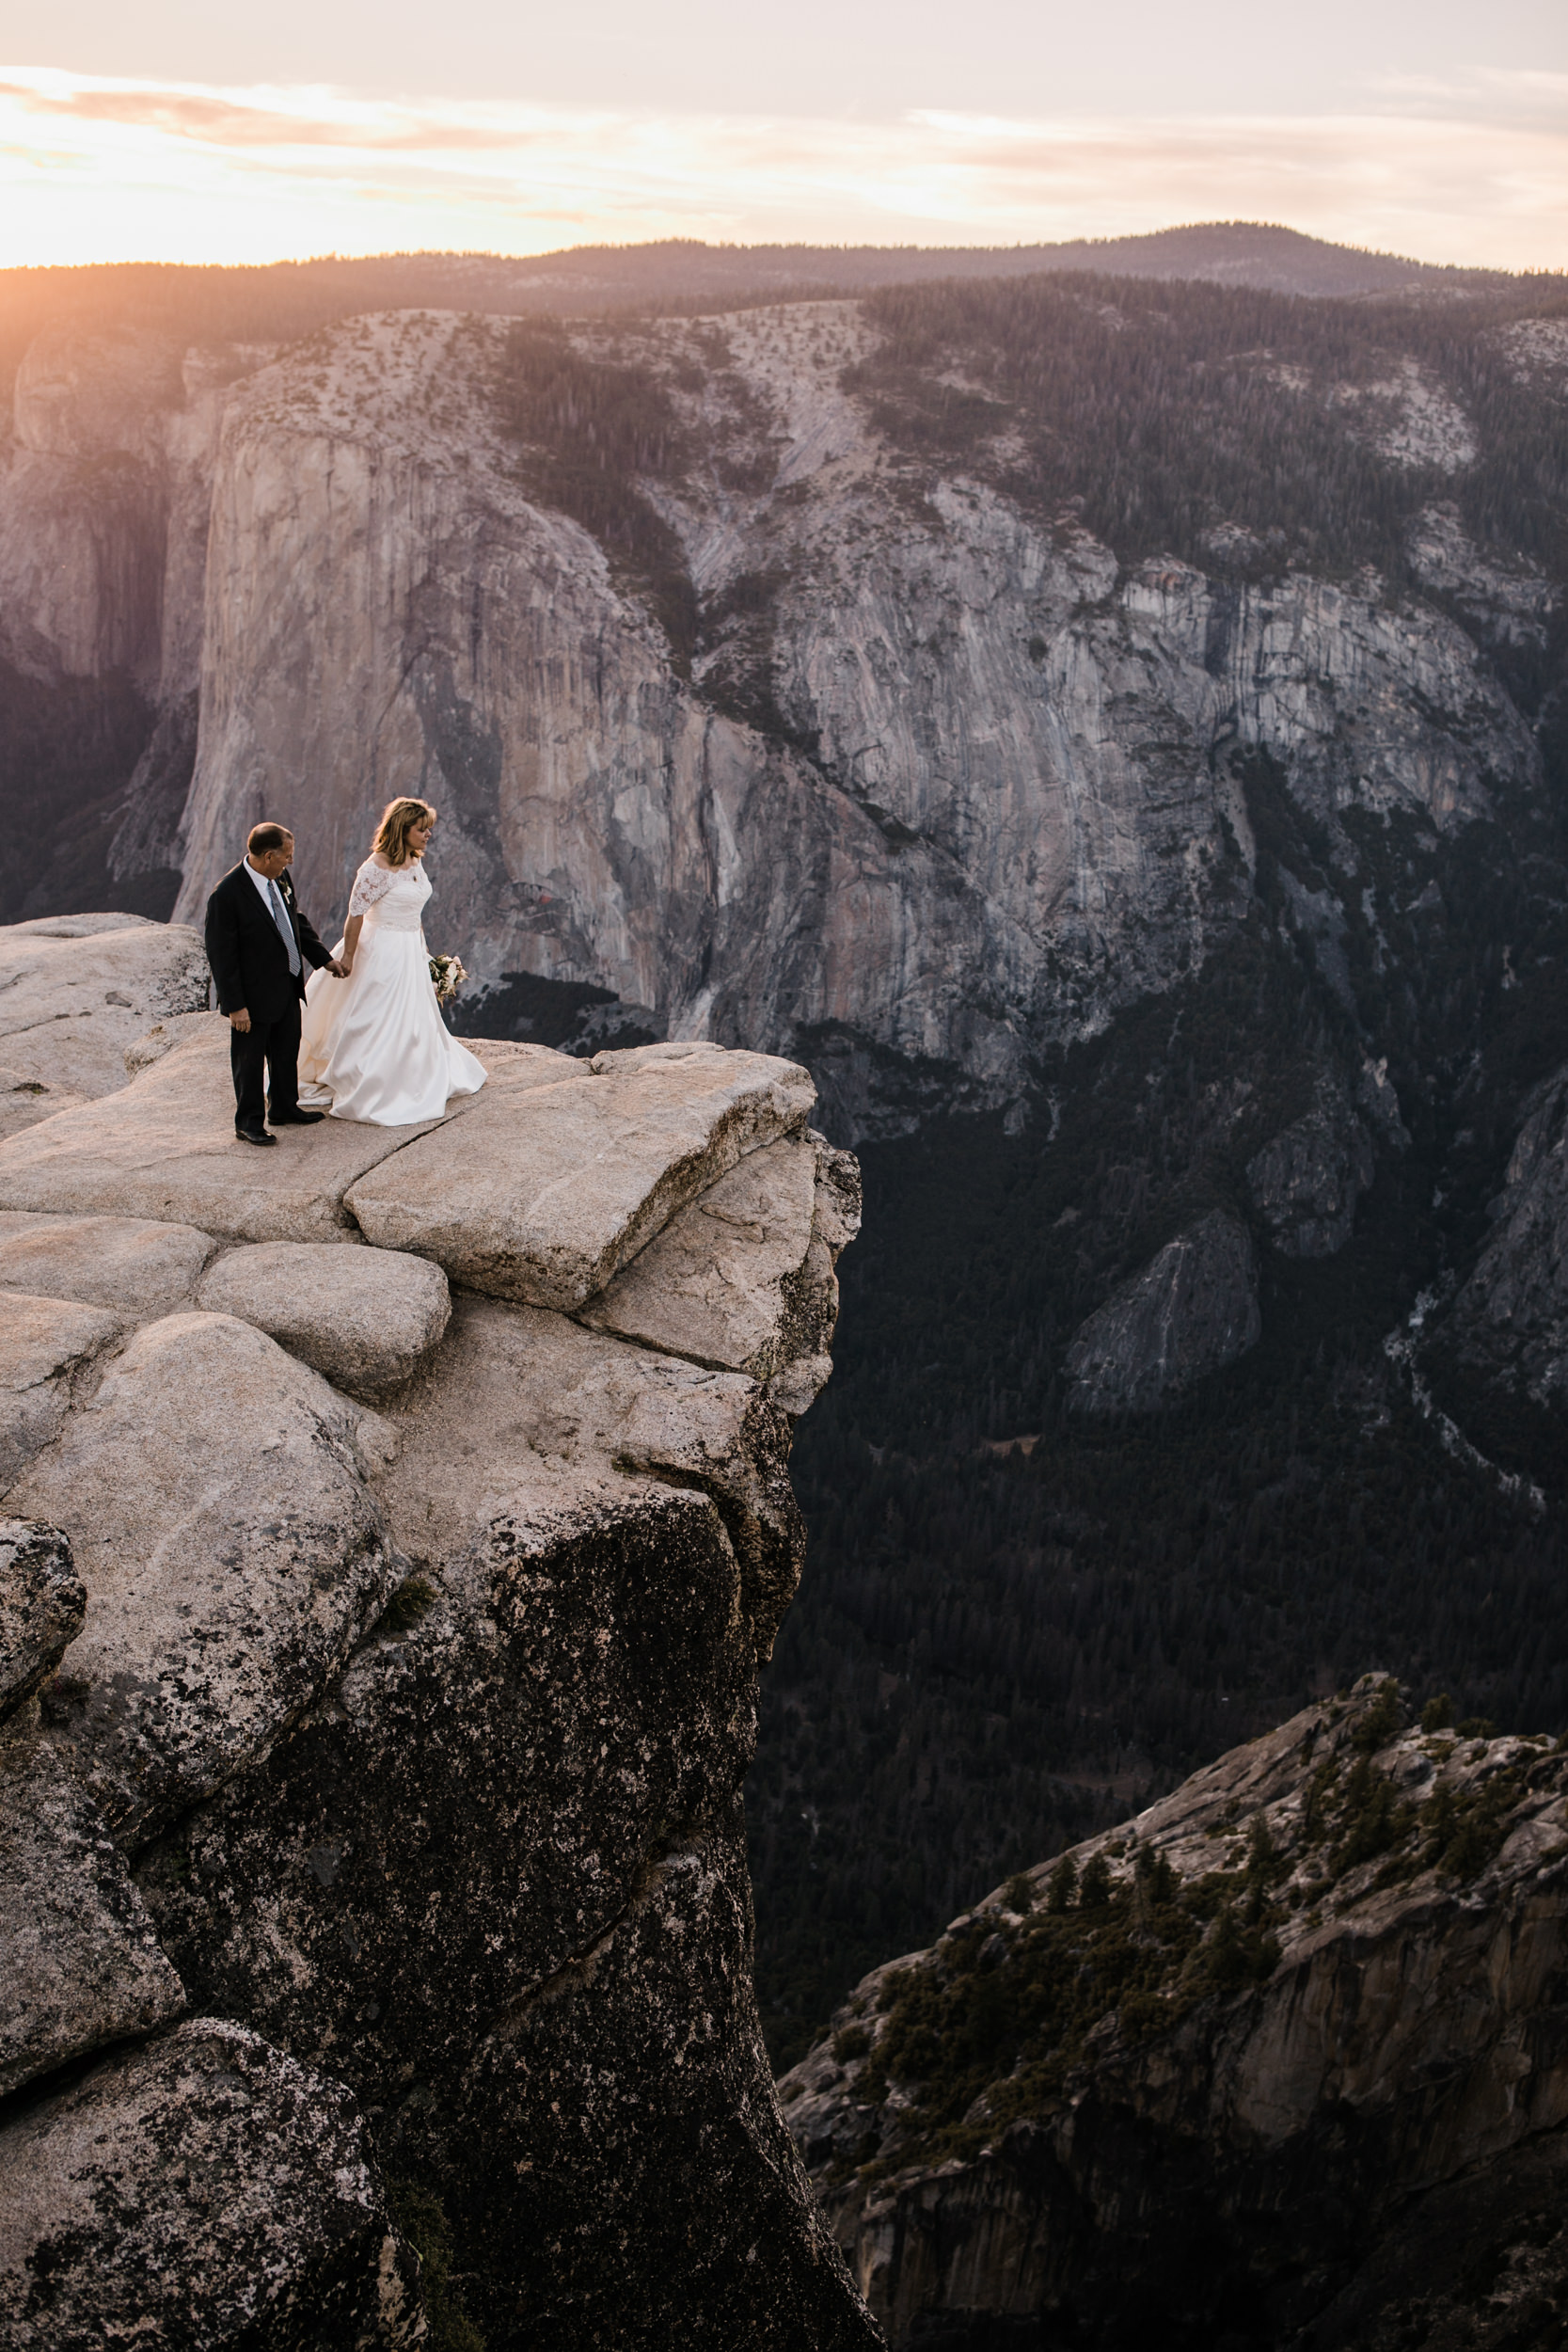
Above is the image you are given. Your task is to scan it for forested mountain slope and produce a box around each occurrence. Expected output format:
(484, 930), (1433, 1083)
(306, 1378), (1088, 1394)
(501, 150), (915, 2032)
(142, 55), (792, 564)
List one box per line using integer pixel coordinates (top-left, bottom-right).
(0, 220), (1519, 379)
(782, 1677), (1568, 2351)
(0, 257), (1563, 2069)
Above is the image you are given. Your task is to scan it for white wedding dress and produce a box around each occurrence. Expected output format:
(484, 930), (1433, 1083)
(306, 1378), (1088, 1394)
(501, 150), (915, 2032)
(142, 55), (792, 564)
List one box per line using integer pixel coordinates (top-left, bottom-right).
(297, 858), (486, 1125)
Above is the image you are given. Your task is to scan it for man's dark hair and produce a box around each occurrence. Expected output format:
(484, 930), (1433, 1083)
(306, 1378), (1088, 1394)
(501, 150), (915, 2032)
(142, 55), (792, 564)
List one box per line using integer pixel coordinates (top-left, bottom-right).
(246, 821), (293, 856)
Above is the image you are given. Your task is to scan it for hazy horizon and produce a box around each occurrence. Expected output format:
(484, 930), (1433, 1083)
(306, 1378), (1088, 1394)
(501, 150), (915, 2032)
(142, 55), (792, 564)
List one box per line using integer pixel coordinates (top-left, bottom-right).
(1, 0), (1562, 275)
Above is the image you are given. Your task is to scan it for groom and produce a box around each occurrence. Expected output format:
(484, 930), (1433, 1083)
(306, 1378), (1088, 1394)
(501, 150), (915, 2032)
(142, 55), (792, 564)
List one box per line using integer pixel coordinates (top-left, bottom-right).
(204, 822), (345, 1146)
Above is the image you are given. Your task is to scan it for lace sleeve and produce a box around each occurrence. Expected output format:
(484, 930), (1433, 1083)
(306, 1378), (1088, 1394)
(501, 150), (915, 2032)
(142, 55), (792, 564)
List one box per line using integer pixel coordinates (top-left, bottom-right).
(347, 860), (397, 918)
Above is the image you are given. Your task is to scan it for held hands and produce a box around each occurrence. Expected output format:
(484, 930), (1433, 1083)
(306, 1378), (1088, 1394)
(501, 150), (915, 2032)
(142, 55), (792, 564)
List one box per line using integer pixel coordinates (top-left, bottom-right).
(329, 957), (352, 978)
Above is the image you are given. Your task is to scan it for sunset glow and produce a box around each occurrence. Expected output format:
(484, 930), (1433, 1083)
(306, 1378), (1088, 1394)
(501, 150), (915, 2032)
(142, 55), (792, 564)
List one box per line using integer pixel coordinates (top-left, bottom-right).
(1, 62), (1563, 271)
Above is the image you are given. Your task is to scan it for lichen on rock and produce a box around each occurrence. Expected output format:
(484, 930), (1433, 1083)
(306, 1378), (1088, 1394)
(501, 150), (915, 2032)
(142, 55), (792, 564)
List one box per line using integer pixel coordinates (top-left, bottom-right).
(0, 932), (875, 2348)
(0, 2018), (423, 2350)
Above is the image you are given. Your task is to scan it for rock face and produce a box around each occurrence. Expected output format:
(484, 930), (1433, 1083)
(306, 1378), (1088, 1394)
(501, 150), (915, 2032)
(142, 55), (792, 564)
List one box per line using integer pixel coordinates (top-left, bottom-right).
(0, 1718), (185, 2097)
(1247, 1080), (1375, 1258)
(0, 1518), (85, 1713)
(162, 307), (1533, 1137)
(0, 938), (873, 2350)
(1064, 1209), (1260, 1410)
(783, 1677), (1568, 2351)
(1443, 1062), (1568, 1403)
(1, 296), (1549, 1137)
(0, 2018), (424, 2351)
(579, 1124), (860, 1412)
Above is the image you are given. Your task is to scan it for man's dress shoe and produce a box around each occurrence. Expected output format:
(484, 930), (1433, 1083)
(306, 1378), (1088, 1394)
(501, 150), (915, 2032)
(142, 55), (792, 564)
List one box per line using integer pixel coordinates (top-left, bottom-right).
(235, 1125), (277, 1147)
(267, 1107), (325, 1125)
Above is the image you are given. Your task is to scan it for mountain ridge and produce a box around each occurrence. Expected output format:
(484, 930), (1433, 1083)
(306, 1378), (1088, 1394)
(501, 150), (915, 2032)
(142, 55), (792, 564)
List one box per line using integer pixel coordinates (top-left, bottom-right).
(0, 220), (1554, 386)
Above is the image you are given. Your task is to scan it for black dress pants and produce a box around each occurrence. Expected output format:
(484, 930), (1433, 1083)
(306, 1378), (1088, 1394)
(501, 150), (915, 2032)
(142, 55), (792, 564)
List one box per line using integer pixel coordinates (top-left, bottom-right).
(230, 996), (302, 1132)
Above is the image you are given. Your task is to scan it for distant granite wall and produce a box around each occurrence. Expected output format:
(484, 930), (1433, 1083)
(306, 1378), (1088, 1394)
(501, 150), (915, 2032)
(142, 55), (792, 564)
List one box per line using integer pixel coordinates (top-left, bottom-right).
(0, 301), (1545, 1138)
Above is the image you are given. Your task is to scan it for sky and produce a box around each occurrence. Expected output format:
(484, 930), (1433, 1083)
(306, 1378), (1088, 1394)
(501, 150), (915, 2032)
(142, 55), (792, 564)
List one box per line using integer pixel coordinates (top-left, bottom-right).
(0, 0), (1563, 271)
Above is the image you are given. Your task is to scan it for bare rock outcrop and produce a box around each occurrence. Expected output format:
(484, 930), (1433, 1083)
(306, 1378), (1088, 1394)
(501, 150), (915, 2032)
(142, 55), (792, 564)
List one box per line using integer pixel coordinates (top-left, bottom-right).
(0, 1207), (216, 1313)
(1246, 1077), (1375, 1258)
(346, 1038), (817, 1307)
(0, 1716), (185, 2097)
(0, 1017), (436, 1240)
(580, 1125), (861, 1412)
(0, 1518), (84, 1713)
(0, 2018), (423, 2350)
(196, 1239), (451, 1401)
(1065, 1208), (1260, 1410)
(1443, 1062), (1568, 1403)
(0, 1289), (122, 1487)
(0, 935), (873, 2350)
(0, 913), (210, 1123)
(783, 1677), (1568, 2350)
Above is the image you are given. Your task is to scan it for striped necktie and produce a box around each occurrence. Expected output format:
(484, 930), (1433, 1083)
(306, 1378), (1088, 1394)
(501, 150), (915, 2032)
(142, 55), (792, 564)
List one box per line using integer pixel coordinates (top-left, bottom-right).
(266, 877), (301, 977)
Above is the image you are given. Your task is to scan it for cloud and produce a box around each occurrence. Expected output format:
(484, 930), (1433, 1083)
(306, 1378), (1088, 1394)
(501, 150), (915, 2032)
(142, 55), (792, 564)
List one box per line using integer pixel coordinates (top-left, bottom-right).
(0, 63), (1561, 271)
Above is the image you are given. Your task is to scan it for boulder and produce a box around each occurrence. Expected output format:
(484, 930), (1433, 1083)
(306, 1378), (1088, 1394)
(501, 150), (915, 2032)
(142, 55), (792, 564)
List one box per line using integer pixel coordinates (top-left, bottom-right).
(1066, 1209), (1260, 1411)
(4, 1311), (402, 1845)
(0, 1716), (185, 2097)
(381, 1292), (804, 1657)
(346, 1040), (816, 1311)
(0, 1289), (121, 1489)
(0, 1518), (85, 1716)
(579, 1129), (860, 1415)
(197, 1240), (451, 1401)
(0, 2018), (422, 2349)
(0, 914), (210, 1101)
(0, 1209), (215, 1316)
(0, 1022), (435, 1244)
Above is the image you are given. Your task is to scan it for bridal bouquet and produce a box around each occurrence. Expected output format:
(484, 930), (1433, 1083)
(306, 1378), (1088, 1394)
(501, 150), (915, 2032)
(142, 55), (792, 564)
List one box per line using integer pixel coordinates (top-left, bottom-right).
(429, 952), (468, 1005)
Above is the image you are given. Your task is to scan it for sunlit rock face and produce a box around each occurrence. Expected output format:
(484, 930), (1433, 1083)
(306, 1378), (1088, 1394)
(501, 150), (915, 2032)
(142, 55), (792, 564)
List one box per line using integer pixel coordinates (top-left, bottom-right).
(163, 308), (1531, 1137)
(1, 299), (1541, 1131)
(0, 968), (873, 2351)
(0, 326), (261, 919)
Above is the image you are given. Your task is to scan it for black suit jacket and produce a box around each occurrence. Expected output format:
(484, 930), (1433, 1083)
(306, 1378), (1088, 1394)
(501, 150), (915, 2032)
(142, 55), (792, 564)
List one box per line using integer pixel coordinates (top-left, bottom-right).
(204, 863), (334, 1025)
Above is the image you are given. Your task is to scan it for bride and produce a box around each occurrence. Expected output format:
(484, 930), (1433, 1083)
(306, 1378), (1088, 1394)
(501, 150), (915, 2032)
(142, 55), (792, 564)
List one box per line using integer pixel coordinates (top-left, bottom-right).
(298, 796), (486, 1125)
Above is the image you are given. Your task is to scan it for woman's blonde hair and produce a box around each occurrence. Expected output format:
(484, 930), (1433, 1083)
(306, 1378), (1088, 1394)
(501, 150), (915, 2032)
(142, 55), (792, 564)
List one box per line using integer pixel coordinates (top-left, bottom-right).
(372, 796), (436, 867)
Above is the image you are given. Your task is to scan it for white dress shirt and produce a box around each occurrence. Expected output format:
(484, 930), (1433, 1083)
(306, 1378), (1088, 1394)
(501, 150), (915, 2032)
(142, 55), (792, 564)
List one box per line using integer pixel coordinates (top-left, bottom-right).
(245, 857), (300, 972)
(244, 856), (282, 909)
